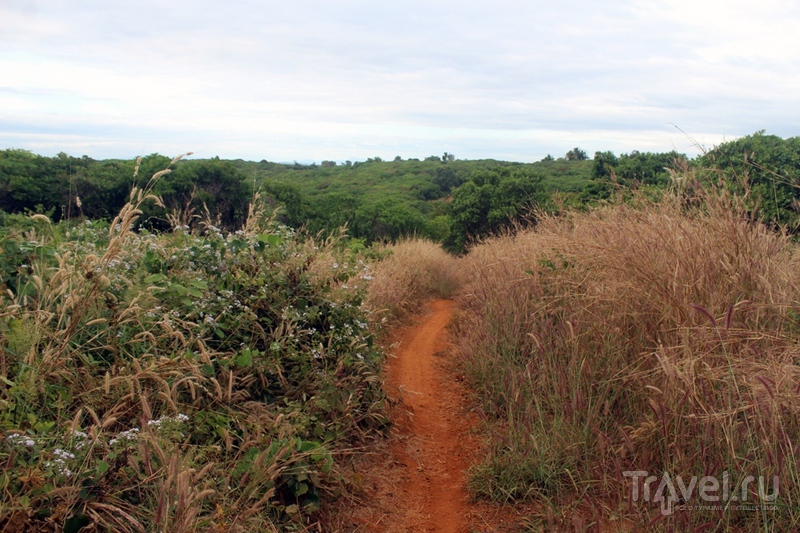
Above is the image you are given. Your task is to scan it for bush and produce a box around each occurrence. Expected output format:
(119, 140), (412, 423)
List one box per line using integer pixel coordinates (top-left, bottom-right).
(364, 238), (460, 324)
(0, 161), (387, 532)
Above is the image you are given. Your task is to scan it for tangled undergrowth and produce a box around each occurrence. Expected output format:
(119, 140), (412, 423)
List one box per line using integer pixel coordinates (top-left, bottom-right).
(0, 157), (387, 532)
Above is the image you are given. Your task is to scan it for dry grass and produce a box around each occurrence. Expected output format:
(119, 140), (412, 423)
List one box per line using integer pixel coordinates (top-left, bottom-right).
(455, 180), (800, 529)
(0, 157), (387, 532)
(364, 238), (461, 324)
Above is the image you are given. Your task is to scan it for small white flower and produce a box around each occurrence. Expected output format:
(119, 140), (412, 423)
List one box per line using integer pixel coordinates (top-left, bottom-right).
(110, 427), (140, 446)
(7, 434), (35, 448)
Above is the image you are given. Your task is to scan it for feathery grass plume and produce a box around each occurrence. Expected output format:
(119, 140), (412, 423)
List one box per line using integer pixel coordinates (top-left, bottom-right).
(455, 174), (800, 529)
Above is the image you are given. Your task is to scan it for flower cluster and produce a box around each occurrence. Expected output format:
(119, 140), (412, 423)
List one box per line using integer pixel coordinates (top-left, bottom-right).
(6, 434), (35, 449)
(109, 428), (140, 447)
(45, 448), (76, 477)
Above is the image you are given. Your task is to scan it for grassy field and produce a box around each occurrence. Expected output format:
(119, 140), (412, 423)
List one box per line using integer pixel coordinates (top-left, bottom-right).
(363, 165), (800, 530)
(4, 146), (799, 531)
(451, 180), (800, 529)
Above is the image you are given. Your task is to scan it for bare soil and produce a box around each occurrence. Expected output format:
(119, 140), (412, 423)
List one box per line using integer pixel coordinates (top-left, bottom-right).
(334, 299), (526, 532)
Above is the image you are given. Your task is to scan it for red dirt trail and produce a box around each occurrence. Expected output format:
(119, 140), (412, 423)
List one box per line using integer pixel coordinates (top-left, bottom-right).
(385, 299), (470, 532)
(342, 299), (523, 532)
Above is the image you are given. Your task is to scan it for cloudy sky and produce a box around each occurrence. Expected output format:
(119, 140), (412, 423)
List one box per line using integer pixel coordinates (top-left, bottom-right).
(1, 0), (799, 163)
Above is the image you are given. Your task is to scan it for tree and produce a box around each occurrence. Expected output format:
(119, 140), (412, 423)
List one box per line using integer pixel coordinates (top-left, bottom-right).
(697, 131), (800, 228)
(262, 181), (314, 228)
(446, 167), (546, 252)
(432, 167), (464, 194)
(352, 198), (429, 242)
(145, 159), (252, 230)
(566, 147), (588, 161)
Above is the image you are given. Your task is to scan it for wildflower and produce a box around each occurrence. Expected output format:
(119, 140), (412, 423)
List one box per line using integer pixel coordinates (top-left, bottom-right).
(7, 434), (35, 449)
(53, 448), (76, 461)
(71, 430), (91, 449)
(109, 427), (140, 446)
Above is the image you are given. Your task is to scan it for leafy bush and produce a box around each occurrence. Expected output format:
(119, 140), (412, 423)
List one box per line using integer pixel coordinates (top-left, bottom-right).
(696, 131), (800, 229)
(446, 167), (547, 252)
(0, 159), (387, 532)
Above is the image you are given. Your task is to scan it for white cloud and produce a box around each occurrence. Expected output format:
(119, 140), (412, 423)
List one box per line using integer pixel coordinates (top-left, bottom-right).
(0, 0), (798, 161)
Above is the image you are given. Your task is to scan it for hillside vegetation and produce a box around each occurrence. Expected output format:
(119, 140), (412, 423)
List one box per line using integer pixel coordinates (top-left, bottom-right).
(0, 159), (387, 531)
(3, 131), (800, 530)
(4, 131), (800, 249)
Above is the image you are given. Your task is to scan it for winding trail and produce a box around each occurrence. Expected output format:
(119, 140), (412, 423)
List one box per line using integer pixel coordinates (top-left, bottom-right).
(385, 299), (471, 532)
(344, 299), (522, 532)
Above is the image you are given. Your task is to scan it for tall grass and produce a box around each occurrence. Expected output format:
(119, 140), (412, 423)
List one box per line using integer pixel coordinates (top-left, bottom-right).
(455, 180), (800, 529)
(364, 238), (460, 323)
(0, 158), (387, 532)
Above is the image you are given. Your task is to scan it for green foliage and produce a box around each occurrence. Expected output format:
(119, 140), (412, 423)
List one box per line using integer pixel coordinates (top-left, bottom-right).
(446, 167), (547, 252)
(696, 131), (800, 228)
(260, 181), (313, 228)
(145, 158), (252, 230)
(0, 192), (386, 530)
(565, 147), (588, 161)
(0, 149), (596, 247)
(236, 157), (591, 244)
(353, 199), (429, 242)
(0, 150), (79, 220)
(592, 149), (684, 186)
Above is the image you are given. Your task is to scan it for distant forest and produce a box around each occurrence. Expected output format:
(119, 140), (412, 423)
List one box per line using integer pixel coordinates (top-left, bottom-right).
(2, 131), (799, 251)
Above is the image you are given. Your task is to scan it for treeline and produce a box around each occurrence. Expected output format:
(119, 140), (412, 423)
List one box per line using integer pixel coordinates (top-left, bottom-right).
(587, 131), (800, 229)
(0, 150), (586, 250)
(0, 152), (250, 229)
(3, 131), (800, 250)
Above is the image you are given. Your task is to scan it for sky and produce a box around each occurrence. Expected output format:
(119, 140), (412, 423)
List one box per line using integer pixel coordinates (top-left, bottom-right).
(1, 0), (799, 163)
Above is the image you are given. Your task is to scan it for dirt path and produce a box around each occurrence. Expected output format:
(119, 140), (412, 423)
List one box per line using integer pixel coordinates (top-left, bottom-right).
(384, 298), (471, 532)
(339, 299), (523, 532)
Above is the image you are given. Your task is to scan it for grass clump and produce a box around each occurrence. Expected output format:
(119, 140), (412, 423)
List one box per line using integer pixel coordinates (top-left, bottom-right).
(363, 238), (460, 324)
(455, 178), (800, 529)
(0, 158), (387, 532)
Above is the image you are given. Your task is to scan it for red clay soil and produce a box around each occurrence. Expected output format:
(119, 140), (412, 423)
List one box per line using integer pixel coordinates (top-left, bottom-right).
(387, 298), (470, 532)
(339, 299), (525, 532)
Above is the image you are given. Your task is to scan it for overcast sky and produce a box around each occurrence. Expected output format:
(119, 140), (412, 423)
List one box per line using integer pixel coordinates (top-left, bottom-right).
(2, 0), (799, 163)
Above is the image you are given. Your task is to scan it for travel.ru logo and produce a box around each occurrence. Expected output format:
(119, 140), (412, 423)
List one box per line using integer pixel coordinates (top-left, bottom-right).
(623, 470), (779, 515)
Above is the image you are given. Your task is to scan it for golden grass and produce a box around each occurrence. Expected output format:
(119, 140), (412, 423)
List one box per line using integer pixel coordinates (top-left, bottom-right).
(455, 182), (800, 529)
(364, 238), (461, 323)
